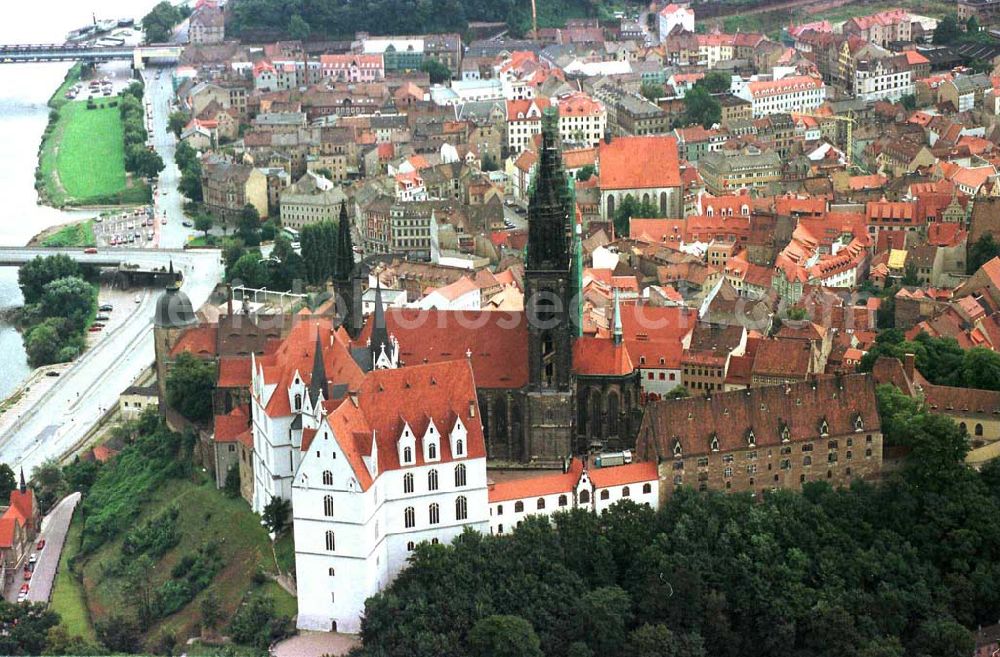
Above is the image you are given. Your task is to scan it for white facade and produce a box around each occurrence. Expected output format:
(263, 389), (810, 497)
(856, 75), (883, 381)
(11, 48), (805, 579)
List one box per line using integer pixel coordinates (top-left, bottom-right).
(658, 4), (695, 41)
(737, 76), (827, 118)
(294, 416), (488, 633)
(854, 61), (913, 102)
(488, 462), (659, 535)
(250, 354), (319, 514)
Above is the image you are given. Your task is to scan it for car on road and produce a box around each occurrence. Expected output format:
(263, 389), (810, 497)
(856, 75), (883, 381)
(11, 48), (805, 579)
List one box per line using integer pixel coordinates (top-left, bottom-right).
(182, 220), (193, 228)
(36, 539), (45, 550)
(45, 371), (60, 377)
(135, 295), (142, 304)
(162, 217), (168, 225)
(99, 304), (113, 312)
(83, 247), (97, 254)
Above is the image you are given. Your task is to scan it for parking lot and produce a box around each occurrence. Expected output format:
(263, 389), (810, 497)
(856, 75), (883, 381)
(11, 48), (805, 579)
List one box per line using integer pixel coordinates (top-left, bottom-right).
(62, 63), (135, 103)
(92, 205), (163, 249)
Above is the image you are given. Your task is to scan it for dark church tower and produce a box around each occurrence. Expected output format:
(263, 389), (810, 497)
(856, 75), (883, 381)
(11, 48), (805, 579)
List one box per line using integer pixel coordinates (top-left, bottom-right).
(333, 200), (362, 337)
(523, 107), (575, 463)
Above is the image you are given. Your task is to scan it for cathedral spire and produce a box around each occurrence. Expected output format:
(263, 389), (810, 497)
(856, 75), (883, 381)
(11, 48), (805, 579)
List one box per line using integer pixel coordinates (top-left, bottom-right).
(369, 280), (388, 371)
(19, 467), (26, 494)
(334, 200), (354, 283)
(526, 107), (572, 272)
(308, 329), (328, 406)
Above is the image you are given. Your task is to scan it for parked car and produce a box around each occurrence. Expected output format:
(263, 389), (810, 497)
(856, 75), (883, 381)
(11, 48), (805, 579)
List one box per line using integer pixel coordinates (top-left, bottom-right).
(83, 247), (97, 254)
(45, 371), (60, 377)
(182, 220), (193, 228)
(92, 322), (105, 328)
(88, 326), (102, 332)
(96, 314), (109, 321)
(161, 217), (168, 225)
(19, 584), (28, 595)
(28, 553), (36, 564)
(99, 304), (113, 311)
(22, 570), (31, 581)
(36, 539), (45, 551)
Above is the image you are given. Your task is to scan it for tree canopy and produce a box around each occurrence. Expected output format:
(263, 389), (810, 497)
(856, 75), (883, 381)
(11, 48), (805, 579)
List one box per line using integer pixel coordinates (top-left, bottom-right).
(967, 234), (1000, 274)
(354, 399), (1000, 657)
(613, 195), (660, 237)
(682, 85), (721, 129)
(166, 352), (217, 422)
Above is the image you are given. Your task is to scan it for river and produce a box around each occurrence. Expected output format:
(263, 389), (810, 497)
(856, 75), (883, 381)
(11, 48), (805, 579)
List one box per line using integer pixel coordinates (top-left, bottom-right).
(0, 0), (166, 400)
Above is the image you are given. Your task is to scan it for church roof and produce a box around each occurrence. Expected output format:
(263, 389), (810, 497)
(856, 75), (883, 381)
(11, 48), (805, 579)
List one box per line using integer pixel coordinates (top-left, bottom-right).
(356, 309), (529, 389)
(321, 359), (485, 491)
(573, 337), (633, 377)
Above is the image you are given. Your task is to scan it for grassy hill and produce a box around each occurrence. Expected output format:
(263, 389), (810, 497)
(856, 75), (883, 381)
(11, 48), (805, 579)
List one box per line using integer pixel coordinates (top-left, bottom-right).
(51, 418), (296, 653)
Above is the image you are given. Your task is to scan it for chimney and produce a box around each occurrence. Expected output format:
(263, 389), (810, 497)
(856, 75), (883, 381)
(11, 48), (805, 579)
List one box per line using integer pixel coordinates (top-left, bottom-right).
(604, 129), (612, 145)
(903, 353), (915, 381)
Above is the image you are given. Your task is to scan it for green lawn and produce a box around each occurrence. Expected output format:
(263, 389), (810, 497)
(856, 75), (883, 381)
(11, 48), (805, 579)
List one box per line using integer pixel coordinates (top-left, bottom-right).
(41, 220), (96, 247)
(55, 101), (126, 200)
(49, 511), (97, 642)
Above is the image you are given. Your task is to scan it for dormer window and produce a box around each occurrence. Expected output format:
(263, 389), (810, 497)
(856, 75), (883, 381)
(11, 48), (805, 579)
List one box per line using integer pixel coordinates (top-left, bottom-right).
(746, 428), (756, 447)
(710, 435), (719, 452)
(781, 425), (790, 443)
(854, 415), (864, 432)
(819, 419), (829, 436)
(672, 438), (683, 457)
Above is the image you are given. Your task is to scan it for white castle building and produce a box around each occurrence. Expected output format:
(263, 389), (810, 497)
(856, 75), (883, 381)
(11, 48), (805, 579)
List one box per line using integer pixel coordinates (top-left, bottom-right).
(248, 292), (658, 634)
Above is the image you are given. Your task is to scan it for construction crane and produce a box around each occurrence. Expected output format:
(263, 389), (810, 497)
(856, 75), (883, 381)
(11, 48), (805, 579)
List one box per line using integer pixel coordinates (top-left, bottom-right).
(795, 111), (859, 170)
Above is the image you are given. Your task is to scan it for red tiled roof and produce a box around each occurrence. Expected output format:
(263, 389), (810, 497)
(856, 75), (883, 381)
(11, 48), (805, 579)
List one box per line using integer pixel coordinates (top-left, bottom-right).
(751, 338), (812, 378)
(599, 136), (681, 191)
(638, 373), (880, 458)
(589, 461), (658, 488)
(92, 445), (119, 462)
(170, 326), (218, 358)
(0, 517), (16, 549)
(356, 309), (528, 389)
(218, 356), (251, 388)
(573, 337), (634, 376)
(255, 319), (366, 418)
(745, 75), (823, 99)
(215, 406), (250, 443)
(323, 359), (485, 491)
(489, 459), (584, 502)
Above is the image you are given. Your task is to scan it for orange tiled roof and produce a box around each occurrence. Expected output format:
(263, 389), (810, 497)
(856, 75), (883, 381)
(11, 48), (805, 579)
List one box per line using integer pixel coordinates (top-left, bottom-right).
(589, 461), (658, 488)
(599, 136), (681, 190)
(573, 337), (634, 377)
(489, 459), (585, 502)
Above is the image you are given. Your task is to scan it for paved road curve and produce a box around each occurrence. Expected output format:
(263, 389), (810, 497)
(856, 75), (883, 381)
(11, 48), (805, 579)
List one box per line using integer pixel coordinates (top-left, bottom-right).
(3, 492), (80, 604)
(0, 249), (221, 475)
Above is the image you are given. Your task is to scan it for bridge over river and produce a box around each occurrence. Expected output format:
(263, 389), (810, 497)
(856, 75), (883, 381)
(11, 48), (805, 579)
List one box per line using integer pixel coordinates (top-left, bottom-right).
(0, 43), (182, 68)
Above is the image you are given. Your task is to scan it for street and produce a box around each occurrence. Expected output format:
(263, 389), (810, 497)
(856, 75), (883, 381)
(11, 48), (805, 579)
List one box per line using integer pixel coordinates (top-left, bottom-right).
(0, 248), (220, 475)
(141, 65), (195, 250)
(4, 492), (80, 604)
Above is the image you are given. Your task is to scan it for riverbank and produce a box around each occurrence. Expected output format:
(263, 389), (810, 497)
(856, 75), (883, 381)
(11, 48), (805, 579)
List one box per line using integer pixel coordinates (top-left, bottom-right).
(36, 65), (150, 208)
